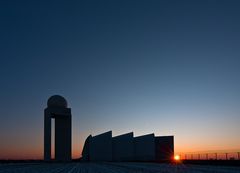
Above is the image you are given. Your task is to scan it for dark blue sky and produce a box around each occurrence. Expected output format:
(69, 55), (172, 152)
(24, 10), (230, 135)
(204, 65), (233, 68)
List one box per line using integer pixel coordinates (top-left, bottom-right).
(1, 0), (240, 159)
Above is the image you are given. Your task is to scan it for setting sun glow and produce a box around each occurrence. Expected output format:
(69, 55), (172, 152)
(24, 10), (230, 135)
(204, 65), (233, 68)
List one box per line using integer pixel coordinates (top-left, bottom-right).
(174, 155), (180, 161)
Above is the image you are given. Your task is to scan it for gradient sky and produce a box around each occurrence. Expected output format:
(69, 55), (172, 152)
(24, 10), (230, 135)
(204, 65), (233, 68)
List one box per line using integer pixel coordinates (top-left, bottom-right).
(1, 0), (240, 159)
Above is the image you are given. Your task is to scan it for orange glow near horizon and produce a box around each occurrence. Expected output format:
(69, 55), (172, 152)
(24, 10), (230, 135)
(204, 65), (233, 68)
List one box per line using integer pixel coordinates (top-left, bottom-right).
(0, 147), (81, 160)
(1, 146), (240, 160)
(0, 132), (83, 160)
(1, 130), (240, 160)
(1, 139), (240, 160)
(174, 155), (180, 161)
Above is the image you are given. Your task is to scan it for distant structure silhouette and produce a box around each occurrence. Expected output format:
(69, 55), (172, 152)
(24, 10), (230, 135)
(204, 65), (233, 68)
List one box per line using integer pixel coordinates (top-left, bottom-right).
(43, 96), (173, 162)
(44, 95), (72, 161)
(82, 131), (174, 162)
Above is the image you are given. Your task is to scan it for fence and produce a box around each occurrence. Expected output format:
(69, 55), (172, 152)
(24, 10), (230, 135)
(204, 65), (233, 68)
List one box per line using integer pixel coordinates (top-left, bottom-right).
(178, 152), (240, 160)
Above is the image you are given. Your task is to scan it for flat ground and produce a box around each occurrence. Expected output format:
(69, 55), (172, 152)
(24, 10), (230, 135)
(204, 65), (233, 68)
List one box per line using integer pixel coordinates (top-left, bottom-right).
(1, 162), (240, 173)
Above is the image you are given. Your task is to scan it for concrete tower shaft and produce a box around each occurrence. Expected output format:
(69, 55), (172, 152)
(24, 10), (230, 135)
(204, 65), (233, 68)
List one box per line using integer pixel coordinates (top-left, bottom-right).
(44, 95), (72, 162)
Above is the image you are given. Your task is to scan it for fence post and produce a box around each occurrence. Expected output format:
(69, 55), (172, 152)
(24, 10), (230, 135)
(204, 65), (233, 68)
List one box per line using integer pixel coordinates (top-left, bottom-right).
(198, 154), (200, 160)
(225, 153), (228, 160)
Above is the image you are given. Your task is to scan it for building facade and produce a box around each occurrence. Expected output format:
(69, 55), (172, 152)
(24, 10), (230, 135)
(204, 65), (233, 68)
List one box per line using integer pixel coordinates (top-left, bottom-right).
(82, 131), (174, 162)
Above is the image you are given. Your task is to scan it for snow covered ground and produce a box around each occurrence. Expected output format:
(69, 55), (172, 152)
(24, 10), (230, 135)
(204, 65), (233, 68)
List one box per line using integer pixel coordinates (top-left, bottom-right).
(0, 162), (240, 173)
